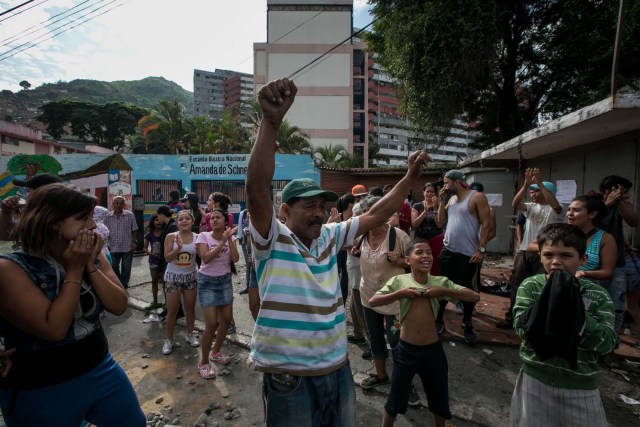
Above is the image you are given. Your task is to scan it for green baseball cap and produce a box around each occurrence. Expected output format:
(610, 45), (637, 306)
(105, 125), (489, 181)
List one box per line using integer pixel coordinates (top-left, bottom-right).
(281, 178), (338, 204)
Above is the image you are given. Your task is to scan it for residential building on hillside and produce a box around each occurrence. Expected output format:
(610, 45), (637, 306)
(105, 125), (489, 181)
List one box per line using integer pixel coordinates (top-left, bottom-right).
(0, 121), (93, 155)
(254, 0), (478, 167)
(193, 69), (254, 120)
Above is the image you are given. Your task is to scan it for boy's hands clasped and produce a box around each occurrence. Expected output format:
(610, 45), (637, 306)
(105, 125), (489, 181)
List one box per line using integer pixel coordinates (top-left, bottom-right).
(401, 286), (447, 299)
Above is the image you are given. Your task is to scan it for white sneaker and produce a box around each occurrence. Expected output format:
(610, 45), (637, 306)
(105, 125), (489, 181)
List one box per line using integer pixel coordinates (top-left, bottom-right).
(186, 334), (200, 347)
(162, 339), (173, 355)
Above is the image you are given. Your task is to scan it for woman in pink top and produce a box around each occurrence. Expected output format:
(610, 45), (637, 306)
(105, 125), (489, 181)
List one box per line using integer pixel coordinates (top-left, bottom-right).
(195, 208), (239, 379)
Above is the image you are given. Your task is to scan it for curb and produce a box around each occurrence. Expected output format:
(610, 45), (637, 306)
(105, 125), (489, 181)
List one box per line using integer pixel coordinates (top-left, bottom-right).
(127, 296), (252, 351)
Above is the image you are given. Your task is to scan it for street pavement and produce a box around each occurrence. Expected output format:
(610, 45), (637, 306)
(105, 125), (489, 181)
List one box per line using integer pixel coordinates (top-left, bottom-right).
(121, 253), (640, 427)
(121, 254), (491, 426)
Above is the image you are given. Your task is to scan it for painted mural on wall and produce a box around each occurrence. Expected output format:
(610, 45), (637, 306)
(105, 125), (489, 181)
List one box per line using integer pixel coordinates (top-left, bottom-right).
(0, 153), (319, 208)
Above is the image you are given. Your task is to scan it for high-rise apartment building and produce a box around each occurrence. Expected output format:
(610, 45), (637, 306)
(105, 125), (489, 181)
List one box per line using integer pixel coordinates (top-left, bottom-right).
(254, 0), (477, 166)
(193, 69), (254, 121)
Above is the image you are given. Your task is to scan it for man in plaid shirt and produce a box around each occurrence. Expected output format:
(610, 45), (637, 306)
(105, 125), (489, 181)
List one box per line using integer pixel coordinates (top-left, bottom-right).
(104, 196), (138, 288)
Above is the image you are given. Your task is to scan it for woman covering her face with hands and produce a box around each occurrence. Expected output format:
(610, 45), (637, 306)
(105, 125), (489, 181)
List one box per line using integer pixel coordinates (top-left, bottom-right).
(0, 183), (144, 426)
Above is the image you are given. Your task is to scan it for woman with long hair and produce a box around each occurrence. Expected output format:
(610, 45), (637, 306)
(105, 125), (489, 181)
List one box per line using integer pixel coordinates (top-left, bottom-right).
(0, 183), (144, 426)
(411, 182), (444, 275)
(162, 210), (200, 355)
(195, 208), (239, 379)
(182, 192), (205, 233)
(144, 213), (164, 311)
(566, 195), (617, 282)
(358, 196), (410, 391)
(202, 192), (234, 232)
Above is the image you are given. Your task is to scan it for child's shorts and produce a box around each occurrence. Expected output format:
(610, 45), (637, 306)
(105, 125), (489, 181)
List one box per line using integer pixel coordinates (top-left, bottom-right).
(385, 339), (452, 420)
(197, 272), (233, 307)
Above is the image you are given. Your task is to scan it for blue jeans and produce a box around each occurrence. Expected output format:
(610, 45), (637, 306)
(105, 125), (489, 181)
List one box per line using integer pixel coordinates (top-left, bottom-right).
(262, 363), (355, 427)
(0, 354), (145, 426)
(362, 306), (399, 359)
(110, 251), (133, 288)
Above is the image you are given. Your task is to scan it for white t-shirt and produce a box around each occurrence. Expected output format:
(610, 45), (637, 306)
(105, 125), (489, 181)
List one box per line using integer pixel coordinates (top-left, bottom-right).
(518, 203), (565, 251)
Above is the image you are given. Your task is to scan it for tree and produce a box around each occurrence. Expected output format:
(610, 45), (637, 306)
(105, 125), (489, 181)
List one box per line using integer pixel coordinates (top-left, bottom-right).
(19, 80), (31, 90)
(368, 0), (640, 149)
(211, 108), (251, 154)
(138, 100), (190, 154)
(313, 144), (349, 168)
(7, 154), (62, 176)
(187, 115), (217, 154)
(276, 120), (312, 154)
(36, 100), (147, 150)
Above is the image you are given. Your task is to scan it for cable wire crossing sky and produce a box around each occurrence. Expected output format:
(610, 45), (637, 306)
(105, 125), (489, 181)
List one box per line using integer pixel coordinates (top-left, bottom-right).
(0, 0), (372, 92)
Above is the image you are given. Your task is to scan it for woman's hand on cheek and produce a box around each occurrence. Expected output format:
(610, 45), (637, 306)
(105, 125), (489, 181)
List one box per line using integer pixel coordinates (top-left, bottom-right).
(62, 229), (93, 271)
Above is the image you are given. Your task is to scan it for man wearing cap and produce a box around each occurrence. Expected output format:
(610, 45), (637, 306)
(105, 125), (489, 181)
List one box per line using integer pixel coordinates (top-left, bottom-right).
(435, 169), (491, 344)
(246, 78), (431, 426)
(352, 184), (368, 202)
(496, 167), (564, 329)
(103, 196), (138, 289)
(0, 173), (63, 240)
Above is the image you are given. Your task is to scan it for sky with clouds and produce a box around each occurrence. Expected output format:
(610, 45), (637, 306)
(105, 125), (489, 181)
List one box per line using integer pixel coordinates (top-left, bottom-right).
(0, 0), (372, 92)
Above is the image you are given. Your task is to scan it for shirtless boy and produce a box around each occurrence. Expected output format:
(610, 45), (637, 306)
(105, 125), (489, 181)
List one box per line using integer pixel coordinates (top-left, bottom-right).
(370, 239), (480, 427)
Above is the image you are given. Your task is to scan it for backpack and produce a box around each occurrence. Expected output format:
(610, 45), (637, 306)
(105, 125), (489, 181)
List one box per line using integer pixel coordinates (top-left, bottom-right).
(355, 227), (410, 273)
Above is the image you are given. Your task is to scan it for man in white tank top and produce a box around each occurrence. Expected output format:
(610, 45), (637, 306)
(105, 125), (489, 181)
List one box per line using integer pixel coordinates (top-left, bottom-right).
(435, 170), (491, 344)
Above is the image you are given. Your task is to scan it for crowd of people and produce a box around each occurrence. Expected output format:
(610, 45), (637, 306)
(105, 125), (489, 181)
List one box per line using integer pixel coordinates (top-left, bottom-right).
(0, 77), (638, 426)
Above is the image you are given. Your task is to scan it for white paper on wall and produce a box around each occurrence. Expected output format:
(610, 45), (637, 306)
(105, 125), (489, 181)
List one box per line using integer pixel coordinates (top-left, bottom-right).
(555, 180), (577, 204)
(486, 193), (503, 206)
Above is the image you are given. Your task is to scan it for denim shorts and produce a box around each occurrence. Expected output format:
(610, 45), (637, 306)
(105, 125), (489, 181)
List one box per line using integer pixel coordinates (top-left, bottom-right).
(197, 272), (233, 307)
(262, 363), (355, 426)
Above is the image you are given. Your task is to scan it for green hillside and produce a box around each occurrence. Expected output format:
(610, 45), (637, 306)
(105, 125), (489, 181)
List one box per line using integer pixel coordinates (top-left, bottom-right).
(0, 77), (193, 125)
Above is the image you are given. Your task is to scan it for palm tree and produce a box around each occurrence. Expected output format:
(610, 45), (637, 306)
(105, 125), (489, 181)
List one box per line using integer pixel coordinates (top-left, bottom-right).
(277, 120), (312, 154)
(212, 109), (252, 153)
(313, 144), (349, 167)
(188, 115), (217, 154)
(138, 100), (190, 154)
(240, 98), (262, 137)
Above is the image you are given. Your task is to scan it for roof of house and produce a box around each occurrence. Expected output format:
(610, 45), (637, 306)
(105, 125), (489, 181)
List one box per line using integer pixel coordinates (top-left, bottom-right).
(59, 153), (133, 179)
(460, 92), (640, 168)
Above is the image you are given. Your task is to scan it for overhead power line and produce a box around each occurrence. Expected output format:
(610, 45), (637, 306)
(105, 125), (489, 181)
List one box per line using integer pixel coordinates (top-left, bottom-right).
(0, 0), (48, 23)
(236, 0), (346, 68)
(1, 0), (107, 46)
(0, 0), (124, 61)
(0, 0), (37, 18)
(286, 18), (377, 81)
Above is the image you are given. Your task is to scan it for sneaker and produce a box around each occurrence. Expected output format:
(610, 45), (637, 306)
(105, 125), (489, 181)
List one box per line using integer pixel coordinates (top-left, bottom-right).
(198, 363), (216, 380)
(347, 335), (367, 345)
(142, 313), (162, 324)
(162, 339), (173, 355)
(463, 322), (477, 345)
(454, 303), (463, 315)
(435, 319), (445, 335)
(239, 288), (249, 295)
(186, 334), (200, 347)
(227, 322), (237, 334)
(633, 341), (640, 349)
(360, 374), (390, 389)
(209, 351), (231, 365)
(361, 349), (373, 360)
(408, 386), (421, 407)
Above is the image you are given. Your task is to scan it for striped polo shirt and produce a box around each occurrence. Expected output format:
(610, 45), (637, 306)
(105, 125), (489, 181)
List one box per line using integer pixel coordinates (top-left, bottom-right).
(249, 210), (360, 375)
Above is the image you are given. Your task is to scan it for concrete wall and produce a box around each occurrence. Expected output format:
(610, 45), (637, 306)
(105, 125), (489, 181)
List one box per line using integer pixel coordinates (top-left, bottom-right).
(464, 130), (640, 253)
(268, 11), (352, 44)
